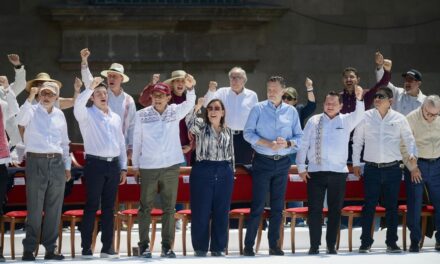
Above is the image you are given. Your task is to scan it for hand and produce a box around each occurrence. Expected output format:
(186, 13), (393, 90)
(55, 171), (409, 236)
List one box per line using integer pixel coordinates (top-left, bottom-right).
(353, 166), (362, 178)
(299, 171), (310, 183)
(28, 87), (39, 102)
(195, 97), (205, 112)
(355, 85), (363, 101)
(375, 51), (384, 68)
(74, 77), (83, 93)
(208, 81), (218, 92)
(276, 137), (288, 148)
(0, 76), (9, 88)
(65, 170), (72, 182)
(305, 77), (313, 90)
(7, 54), (21, 66)
(410, 167), (422, 184)
(188, 132), (195, 142)
(383, 59), (392, 72)
(80, 48), (90, 62)
(150, 74), (160, 85)
(185, 74), (196, 89)
(270, 141), (283, 151)
(182, 145), (192, 154)
(119, 171), (127, 185)
(90, 77), (104, 90)
(133, 169), (140, 183)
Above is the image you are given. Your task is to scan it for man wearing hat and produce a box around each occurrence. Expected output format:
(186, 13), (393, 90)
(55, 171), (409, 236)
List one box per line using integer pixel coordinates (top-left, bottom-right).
(17, 82), (71, 261)
(80, 48), (136, 158)
(375, 51), (426, 115)
(132, 82), (196, 258)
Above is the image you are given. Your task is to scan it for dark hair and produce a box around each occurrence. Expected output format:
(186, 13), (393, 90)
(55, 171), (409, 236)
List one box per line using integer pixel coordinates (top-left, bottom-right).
(268, 76), (286, 88)
(86, 82), (108, 107)
(326, 91), (343, 104)
(342, 67), (359, 78)
(377, 86), (393, 99)
(204, 99), (226, 128)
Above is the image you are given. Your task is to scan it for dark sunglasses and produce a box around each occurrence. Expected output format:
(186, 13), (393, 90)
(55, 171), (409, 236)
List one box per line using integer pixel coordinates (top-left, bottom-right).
(207, 106), (222, 111)
(282, 95), (296, 101)
(373, 93), (388, 100)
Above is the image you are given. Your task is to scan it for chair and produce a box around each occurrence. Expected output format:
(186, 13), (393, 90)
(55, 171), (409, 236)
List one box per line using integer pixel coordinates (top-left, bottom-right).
(173, 169), (191, 256)
(420, 205), (435, 248)
(1, 211), (33, 260)
(398, 204), (408, 251)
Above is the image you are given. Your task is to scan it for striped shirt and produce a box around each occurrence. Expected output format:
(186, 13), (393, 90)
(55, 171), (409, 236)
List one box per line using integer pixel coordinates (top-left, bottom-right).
(186, 109), (234, 165)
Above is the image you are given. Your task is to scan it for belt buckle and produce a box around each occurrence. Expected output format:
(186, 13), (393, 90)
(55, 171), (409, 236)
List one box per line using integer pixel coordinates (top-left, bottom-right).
(47, 153), (55, 159)
(273, 155), (281, 161)
(106, 157), (112, 162)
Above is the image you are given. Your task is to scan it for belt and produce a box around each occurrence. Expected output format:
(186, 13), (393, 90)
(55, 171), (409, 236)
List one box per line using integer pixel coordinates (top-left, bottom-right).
(27, 152), (62, 159)
(257, 153), (289, 161)
(365, 160), (400, 168)
(418, 157), (440, 162)
(231, 130), (242, 135)
(86, 154), (118, 162)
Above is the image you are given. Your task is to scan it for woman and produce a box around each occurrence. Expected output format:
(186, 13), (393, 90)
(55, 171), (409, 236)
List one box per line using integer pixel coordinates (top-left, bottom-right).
(186, 98), (234, 257)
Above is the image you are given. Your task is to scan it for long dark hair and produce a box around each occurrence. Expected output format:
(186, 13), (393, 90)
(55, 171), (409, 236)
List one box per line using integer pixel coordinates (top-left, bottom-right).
(204, 99), (226, 128)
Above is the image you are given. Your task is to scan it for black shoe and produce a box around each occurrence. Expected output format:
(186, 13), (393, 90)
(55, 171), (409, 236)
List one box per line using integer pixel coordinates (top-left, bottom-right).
(139, 244), (152, 258)
(161, 247), (176, 258)
(44, 251), (65, 260)
(0, 254), (4, 263)
(100, 248), (119, 258)
(326, 246), (337, 254)
(435, 242), (440, 251)
(386, 244), (402, 253)
(194, 250), (207, 257)
(82, 248), (93, 259)
(358, 244), (371, 253)
(409, 242), (420, 253)
(243, 247), (255, 256)
(211, 251), (224, 257)
(269, 247), (284, 256)
(22, 251), (35, 261)
(308, 247), (319, 255)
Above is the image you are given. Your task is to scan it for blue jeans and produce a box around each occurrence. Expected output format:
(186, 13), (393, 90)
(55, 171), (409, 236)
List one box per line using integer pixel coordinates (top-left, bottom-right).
(405, 158), (440, 244)
(361, 163), (402, 246)
(244, 154), (290, 249)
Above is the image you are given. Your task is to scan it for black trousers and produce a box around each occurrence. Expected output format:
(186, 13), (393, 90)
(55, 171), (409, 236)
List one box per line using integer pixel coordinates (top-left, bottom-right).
(307, 171), (347, 248)
(0, 164), (8, 216)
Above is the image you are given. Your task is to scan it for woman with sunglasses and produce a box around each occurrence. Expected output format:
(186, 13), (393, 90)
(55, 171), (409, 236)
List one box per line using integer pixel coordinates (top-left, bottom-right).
(185, 97), (234, 257)
(282, 78), (316, 129)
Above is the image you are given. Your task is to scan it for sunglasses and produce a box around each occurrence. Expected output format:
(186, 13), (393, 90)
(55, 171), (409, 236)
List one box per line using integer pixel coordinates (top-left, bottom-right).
(207, 106), (222, 111)
(373, 93), (388, 100)
(282, 95), (296, 101)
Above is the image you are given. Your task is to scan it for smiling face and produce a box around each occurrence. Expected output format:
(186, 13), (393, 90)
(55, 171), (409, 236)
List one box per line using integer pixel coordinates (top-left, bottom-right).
(171, 78), (186, 96)
(229, 69), (246, 93)
(206, 100), (225, 126)
(403, 76), (421, 95)
(342, 70), (359, 92)
(91, 86), (109, 111)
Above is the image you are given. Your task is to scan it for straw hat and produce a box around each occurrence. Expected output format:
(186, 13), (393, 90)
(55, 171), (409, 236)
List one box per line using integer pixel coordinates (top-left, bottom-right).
(100, 63), (130, 83)
(25, 73), (62, 93)
(164, 70), (187, 85)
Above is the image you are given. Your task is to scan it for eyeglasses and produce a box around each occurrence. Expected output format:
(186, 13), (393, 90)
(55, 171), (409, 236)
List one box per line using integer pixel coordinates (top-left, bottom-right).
(423, 107), (439, 118)
(152, 93), (167, 99)
(373, 93), (388, 100)
(40, 91), (56, 97)
(207, 106), (222, 111)
(282, 95), (296, 101)
(229, 76), (243, 81)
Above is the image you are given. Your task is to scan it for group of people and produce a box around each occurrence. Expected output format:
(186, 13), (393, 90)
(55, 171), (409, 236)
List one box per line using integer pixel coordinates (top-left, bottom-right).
(0, 49), (438, 262)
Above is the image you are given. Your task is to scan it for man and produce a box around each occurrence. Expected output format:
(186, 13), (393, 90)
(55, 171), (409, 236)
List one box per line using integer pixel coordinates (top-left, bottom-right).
(282, 78), (316, 129)
(204, 66), (258, 164)
(17, 82), (70, 261)
(375, 51), (426, 115)
(296, 87), (364, 255)
(352, 87), (418, 253)
(80, 48), (136, 158)
(243, 76), (303, 256)
(132, 82), (195, 258)
(74, 77), (127, 259)
(401, 95), (440, 252)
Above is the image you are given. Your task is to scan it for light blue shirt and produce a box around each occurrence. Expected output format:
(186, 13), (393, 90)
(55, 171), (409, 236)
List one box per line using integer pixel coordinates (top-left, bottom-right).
(244, 100), (303, 156)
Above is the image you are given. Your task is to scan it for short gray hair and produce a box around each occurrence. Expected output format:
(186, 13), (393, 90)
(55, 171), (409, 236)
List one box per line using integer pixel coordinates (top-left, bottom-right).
(228, 66), (247, 83)
(422, 95), (440, 109)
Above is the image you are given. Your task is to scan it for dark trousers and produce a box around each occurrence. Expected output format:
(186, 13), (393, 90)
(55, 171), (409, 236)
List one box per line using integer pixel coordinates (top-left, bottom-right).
(81, 157), (120, 251)
(361, 164), (401, 246)
(190, 160), (234, 252)
(307, 171), (347, 248)
(405, 159), (440, 244)
(0, 164), (8, 216)
(233, 132), (253, 165)
(244, 154), (290, 249)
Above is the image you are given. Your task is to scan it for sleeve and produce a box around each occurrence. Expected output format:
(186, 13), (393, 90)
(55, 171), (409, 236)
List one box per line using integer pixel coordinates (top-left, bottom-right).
(401, 114), (416, 170)
(131, 112), (142, 170)
(346, 100), (365, 131)
(296, 118), (313, 173)
(243, 105), (261, 145)
(299, 100), (317, 123)
(228, 128), (235, 168)
(176, 89), (196, 120)
(400, 117), (418, 159)
(125, 97), (136, 150)
(16, 101), (34, 127)
(375, 67), (401, 96)
(5, 88), (20, 119)
(117, 118), (128, 171)
(203, 89), (219, 108)
(10, 66), (26, 96)
(185, 108), (205, 136)
(73, 87), (93, 123)
(364, 69), (391, 109)
(81, 65), (94, 89)
(288, 107), (304, 152)
(60, 114), (71, 170)
(352, 120), (366, 166)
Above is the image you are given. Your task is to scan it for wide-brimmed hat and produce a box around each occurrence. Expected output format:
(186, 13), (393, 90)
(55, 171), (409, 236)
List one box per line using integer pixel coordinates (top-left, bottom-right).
(100, 63), (130, 83)
(25, 72), (62, 93)
(164, 70), (187, 85)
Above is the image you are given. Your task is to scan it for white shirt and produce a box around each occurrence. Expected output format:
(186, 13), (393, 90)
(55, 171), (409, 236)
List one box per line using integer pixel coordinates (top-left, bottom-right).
(17, 101), (71, 170)
(74, 88), (127, 170)
(297, 100), (365, 173)
(0, 86), (20, 164)
(81, 65), (136, 149)
(204, 87), (258, 131)
(132, 89), (196, 169)
(352, 108), (417, 166)
(376, 68), (426, 115)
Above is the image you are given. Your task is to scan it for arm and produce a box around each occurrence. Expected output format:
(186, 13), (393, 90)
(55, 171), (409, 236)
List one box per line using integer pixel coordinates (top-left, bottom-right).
(126, 98), (136, 150)
(60, 114), (72, 171)
(8, 54), (26, 96)
(364, 59), (392, 108)
(80, 48), (93, 89)
(16, 87), (39, 127)
(73, 87), (93, 123)
(185, 98), (205, 136)
(131, 112), (142, 170)
(400, 118), (418, 160)
(287, 108), (304, 152)
(346, 86), (366, 131)
(296, 119), (313, 173)
(352, 120), (365, 167)
(176, 88), (196, 120)
(203, 81), (219, 107)
(58, 77), (83, 110)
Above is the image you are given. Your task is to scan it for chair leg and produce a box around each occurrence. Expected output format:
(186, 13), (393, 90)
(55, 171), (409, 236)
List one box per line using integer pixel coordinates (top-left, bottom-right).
(290, 214), (296, 253)
(182, 217), (188, 256)
(237, 215), (244, 255)
(116, 215), (121, 254)
(58, 220), (63, 254)
(256, 217), (263, 253)
(420, 216), (427, 248)
(91, 218), (99, 252)
(151, 219), (157, 252)
(402, 212), (407, 251)
(70, 219), (76, 258)
(127, 215), (133, 257)
(348, 215), (353, 252)
(10, 218), (16, 260)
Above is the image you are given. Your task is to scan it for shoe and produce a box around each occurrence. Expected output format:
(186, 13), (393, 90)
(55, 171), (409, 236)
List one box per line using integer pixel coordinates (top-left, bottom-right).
(409, 242), (420, 253)
(269, 247), (284, 255)
(358, 244), (371, 253)
(386, 244), (402, 253)
(194, 250), (207, 257)
(0, 254), (4, 263)
(139, 244), (152, 258)
(100, 248), (119, 258)
(211, 251), (224, 257)
(22, 251), (35, 261)
(82, 248), (93, 259)
(308, 247), (319, 255)
(161, 247), (176, 258)
(44, 251), (65, 260)
(326, 246), (337, 254)
(435, 242), (440, 251)
(243, 247), (255, 256)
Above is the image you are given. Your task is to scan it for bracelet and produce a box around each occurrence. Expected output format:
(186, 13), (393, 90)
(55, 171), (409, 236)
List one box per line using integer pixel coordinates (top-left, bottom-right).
(307, 89), (314, 92)
(121, 169), (127, 172)
(14, 64), (22, 69)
